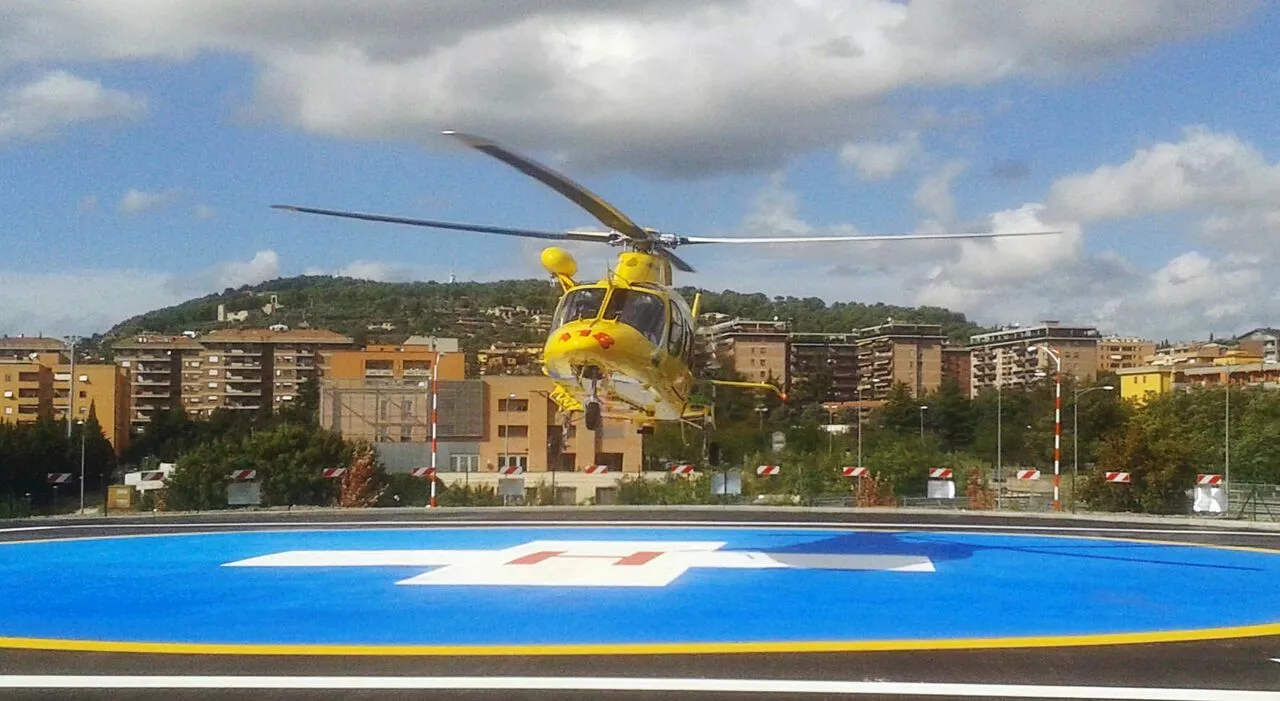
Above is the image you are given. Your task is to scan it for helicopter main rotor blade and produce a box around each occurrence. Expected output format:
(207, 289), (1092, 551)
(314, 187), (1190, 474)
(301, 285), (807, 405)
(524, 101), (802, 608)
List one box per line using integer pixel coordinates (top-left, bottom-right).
(272, 205), (616, 243)
(443, 130), (650, 243)
(661, 248), (697, 273)
(676, 230), (1060, 245)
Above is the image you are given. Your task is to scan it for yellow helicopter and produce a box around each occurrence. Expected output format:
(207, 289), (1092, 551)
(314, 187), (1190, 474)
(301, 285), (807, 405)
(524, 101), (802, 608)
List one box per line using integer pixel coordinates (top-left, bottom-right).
(276, 132), (1053, 433)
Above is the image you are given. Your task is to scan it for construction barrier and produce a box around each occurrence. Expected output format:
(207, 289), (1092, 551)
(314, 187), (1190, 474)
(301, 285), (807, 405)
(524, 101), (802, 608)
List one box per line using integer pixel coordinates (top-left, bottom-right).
(583, 465), (610, 474)
(227, 470), (257, 481)
(1105, 471), (1131, 483)
(928, 468), (953, 479)
(45, 473), (73, 484)
(410, 467), (437, 478)
(756, 465), (781, 476)
(670, 464), (696, 476)
(1196, 473), (1223, 485)
(498, 465), (526, 476)
(322, 467), (347, 479)
(842, 466), (869, 478)
(1016, 469), (1041, 480)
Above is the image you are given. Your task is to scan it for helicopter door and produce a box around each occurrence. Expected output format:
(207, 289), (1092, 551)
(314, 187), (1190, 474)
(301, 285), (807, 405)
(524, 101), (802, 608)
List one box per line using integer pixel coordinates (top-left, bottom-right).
(666, 305), (688, 360)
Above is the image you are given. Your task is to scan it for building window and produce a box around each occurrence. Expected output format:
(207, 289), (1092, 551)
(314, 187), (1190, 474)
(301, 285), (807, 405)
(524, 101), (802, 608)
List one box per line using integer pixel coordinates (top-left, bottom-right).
(498, 454), (528, 470)
(450, 454), (479, 473)
(498, 398), (529, 412)
(498, 425), (529, 438)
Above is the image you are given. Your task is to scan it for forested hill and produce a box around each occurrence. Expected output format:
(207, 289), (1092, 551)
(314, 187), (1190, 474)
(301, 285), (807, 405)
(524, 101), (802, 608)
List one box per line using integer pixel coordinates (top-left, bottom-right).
(101, 275), (988, 350)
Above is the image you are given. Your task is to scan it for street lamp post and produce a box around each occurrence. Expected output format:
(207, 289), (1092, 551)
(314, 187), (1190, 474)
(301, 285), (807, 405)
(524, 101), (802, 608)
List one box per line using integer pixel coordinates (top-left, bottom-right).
(996, 382), (1002, 510)
(1225, 364), (1235, 515)
(1030, 345), (1063, 511)
(1071, 384), (1115, 512)
(66, 335), (78, 438)
(918, 405), (928, 442)
(503, 392), (517, 470)
(76, 420), (86, 513)
(856, 386), (863, 471)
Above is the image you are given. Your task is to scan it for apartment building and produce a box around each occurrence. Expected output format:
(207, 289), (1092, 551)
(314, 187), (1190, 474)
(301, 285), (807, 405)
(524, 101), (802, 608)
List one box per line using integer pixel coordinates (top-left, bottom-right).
(968, 322), (1100, 397)
(326, 344), (466, 385)
(941, 344), (972, 396)
(788, 332), (859, 402)
(855, 322), (945, 401)
(1098, 337), (1156, 373)
(1, 337), (130, 450)
(701, 318), (790, 387)
(480, 375), (642, 474)
(180, 329), (353, 417)
(113, 334), (204, 433)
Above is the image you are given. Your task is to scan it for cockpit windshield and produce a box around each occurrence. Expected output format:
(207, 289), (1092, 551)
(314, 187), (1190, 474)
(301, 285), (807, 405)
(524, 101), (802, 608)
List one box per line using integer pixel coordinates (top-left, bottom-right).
(604, 289), (666, 346)
(553, 287), (605, 328)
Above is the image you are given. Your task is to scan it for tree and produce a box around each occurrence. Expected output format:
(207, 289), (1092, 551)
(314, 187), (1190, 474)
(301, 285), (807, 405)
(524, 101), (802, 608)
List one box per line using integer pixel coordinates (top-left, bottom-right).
(338, 442), (385, 507)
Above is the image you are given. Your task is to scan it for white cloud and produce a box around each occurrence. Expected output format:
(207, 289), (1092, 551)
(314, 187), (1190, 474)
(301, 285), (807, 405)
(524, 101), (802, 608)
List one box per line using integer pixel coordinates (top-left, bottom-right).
(119, 187), (182, 215)
(0, 71), (146, 143)
(337, 260), (414, 282)
(839, 132), (920, 180)
(1047, 126), (1280, 222)
(913, 160), (966, 224)
(0, 2), (1257, 174)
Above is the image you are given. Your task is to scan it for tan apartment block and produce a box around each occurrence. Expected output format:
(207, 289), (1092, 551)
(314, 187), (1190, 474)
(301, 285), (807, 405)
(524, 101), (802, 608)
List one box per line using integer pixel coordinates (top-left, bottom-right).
(789, 332), (859, 402)
(326, 344), (466, 384)
(0, 356), (129, 451)
(0, 362), (52, 425)
(183, 329), (353, 416)
(701, 318), (790, 386)
(941, 344), (972, 396)
(855, 322), (944, 400)
(114, 334), (204, 432)
(1098, 337), (1156, 373)
(969, 322), (1100, 397)
(480, 375), (642, 474)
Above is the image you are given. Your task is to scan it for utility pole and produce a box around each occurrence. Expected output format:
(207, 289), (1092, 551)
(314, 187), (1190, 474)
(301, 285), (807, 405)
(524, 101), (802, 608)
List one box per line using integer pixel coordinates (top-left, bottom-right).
(1071, 384), (1114, 512)
(66, 335), (78, 437)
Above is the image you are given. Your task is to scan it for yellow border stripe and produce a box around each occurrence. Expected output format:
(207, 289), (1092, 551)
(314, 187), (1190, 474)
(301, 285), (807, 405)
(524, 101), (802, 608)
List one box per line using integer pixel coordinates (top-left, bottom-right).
(1, 622), (1279, 656)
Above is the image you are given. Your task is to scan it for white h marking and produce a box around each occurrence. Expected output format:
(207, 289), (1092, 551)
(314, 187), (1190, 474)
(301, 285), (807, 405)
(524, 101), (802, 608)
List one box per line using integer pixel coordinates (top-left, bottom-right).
(225, 540), (934, 587)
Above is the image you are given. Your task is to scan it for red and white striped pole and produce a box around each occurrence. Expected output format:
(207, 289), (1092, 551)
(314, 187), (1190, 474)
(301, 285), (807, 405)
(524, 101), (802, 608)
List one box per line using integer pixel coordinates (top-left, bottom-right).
(1037, 345), (1063, 512)
(430, 351), (439, 509)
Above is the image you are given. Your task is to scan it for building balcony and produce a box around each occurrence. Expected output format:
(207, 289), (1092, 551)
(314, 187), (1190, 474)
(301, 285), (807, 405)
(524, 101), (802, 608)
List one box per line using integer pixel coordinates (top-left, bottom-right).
(224, 374), (262, 383)
(224, 385), (261, 396)
(364, 369), (394, 377)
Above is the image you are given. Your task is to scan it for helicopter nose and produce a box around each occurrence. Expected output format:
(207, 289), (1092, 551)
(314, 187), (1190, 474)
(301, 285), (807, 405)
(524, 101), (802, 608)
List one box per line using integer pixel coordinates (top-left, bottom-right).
(549, 327), (618, 360)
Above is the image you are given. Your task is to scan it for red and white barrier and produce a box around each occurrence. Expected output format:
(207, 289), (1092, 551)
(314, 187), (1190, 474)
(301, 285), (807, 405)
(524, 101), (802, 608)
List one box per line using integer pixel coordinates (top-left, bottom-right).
(322, 467), (347, 479)
(583, 465), (610, 474)
(928, 468), (953, 479)
(842, 466), (869, 478)
(1196, 473), (1222, 485)
(140, 471), (166, 482)
(46, 473), (73, 484)
(1105, 471), (1131, 483)
(756, 465), (781, 476)
(1016, 469), (1041, 480)
(670, 464), (696, 476)
(499, 465), (525, 476)
(410, 467), (437, 478)
(228, 469), (257, 481)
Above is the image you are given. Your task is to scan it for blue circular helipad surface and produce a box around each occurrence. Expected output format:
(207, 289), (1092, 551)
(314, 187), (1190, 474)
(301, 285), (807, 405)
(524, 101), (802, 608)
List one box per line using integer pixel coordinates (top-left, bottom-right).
(1, 526), (1278, 652)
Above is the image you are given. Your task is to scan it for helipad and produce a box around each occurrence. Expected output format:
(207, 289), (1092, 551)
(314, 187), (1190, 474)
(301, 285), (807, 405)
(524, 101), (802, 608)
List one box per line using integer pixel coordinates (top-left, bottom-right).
(1, 525), (1278, 654)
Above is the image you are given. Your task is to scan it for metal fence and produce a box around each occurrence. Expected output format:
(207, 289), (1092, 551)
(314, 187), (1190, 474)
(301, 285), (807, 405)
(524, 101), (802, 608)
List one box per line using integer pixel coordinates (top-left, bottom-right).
(1228, 483), (1280, 521)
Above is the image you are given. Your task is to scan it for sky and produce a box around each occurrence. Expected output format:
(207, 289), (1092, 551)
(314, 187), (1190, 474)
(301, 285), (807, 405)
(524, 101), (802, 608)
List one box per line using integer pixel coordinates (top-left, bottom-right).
(2, 1), (1279, 343)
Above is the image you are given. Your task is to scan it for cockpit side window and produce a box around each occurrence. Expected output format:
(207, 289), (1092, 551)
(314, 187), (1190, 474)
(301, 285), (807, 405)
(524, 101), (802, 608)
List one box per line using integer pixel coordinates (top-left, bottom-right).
(603, 289), (666, 346)
(553, 288), (606, 327)
(667, 304), (687, 358)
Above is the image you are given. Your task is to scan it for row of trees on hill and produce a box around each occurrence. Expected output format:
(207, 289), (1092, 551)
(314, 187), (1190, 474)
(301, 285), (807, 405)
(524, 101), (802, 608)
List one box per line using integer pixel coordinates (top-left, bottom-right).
(102, 276), (991, 355)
